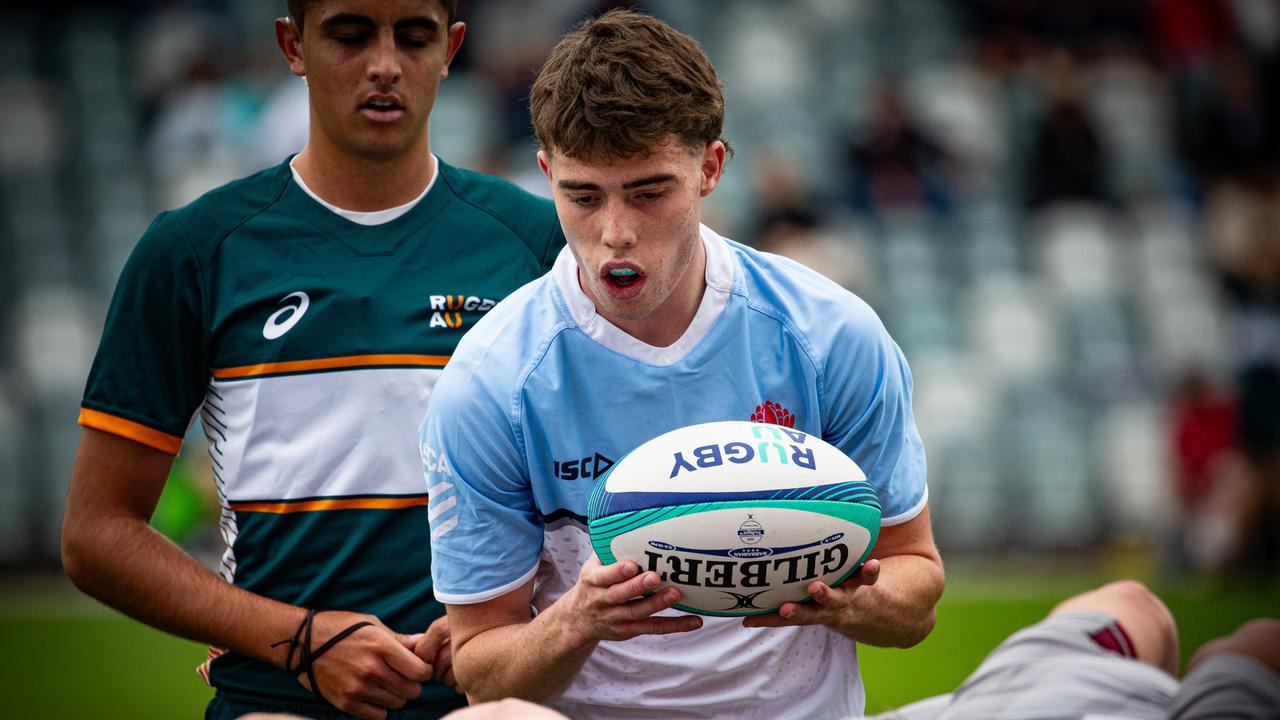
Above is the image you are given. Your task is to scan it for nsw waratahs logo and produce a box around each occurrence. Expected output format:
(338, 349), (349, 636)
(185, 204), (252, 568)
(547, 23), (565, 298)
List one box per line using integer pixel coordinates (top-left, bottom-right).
(751, 400), (794, 428)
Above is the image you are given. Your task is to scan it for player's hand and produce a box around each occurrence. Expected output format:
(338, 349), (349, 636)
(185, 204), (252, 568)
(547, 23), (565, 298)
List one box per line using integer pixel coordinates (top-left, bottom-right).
(741, 558), (882, 633)
(555, 555), (702, 647)
(289, 611), (431, 720)
(413, 615), (460, 691)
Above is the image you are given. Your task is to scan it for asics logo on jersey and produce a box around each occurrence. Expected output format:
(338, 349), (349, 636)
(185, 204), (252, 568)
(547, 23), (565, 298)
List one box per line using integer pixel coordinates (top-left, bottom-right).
(262, 291), (309, 340)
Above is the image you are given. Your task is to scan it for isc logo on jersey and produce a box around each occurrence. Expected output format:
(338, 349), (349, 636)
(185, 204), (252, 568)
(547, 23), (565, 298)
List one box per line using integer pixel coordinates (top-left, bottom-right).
(429, 294), (498, 329)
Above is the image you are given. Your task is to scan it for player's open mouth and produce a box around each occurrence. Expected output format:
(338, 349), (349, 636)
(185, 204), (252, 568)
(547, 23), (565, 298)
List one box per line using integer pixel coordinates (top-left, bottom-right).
(601, 265), (645, 298)
(360, 96), (405, 122)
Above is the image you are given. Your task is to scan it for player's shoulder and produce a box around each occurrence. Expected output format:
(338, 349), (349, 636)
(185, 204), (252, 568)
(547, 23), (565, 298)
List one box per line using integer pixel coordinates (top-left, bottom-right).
(128, 160), (292, 269)
(435, 160), (561, 253)
(729, 238), (886, 348)
(433, 272), (568, 406)
(153, 160), (294, 257)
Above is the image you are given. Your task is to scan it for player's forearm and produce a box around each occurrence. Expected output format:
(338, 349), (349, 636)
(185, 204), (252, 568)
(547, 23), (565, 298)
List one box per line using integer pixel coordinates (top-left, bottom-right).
(452, 602), (596, 704)
(838, 554), (944, 647)
(62, 512), (305, 666)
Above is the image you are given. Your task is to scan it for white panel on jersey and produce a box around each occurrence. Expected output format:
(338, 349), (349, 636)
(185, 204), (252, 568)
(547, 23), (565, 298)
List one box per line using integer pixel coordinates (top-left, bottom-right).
(212, 367), (441, 500)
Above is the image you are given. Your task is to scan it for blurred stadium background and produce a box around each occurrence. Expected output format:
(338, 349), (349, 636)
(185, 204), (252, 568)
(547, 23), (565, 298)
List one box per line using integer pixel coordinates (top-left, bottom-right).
(1, 0), (1277, 717)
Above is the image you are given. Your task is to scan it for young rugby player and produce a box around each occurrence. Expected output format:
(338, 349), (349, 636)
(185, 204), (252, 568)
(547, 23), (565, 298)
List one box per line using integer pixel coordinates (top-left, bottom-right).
(420, 9), (944, 718)
(62, 2), (563, 718)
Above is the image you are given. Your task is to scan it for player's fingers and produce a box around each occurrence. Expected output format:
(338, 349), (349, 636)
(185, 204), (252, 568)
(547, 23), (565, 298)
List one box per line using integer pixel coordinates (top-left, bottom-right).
(602, 570), (663, 606)
(741, 613), (790, 629)
(339, 697), (390, 720)
(440, 666), (459, 690)
(413, 615), (450, 662)
(741, 603), (826, 628)
(617, 585), (682, 621)
(849, 559), (881, 587)
(806, 581), (849, 608)
(615, 614), (703, 638)
(371, 660), (423, 703)
(379, 639), (432, 683)
(432, 641), (454, 683)
(582, 557), (640, 588)
(358, 682), (414, 711)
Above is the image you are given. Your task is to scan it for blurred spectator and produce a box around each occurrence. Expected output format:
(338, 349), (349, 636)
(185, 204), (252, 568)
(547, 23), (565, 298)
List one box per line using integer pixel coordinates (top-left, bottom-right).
(843, 81), (952, 216)
(1171, 370), (1237, 512)
(749, 149), (821, 247)
(1168, 368), (1240, 571)
(1207, 171), (1280, 578)
(1179, 51), (1273, 184)
(1026, 48), (1108, 208)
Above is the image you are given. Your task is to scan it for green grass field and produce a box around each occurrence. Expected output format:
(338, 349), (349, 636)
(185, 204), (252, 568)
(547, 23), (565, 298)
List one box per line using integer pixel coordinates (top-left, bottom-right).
(2, 567), (1275, 719)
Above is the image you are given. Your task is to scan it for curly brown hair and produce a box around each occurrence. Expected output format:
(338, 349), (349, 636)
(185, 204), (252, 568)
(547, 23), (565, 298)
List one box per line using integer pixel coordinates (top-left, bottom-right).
(286, 1), (458, 30)
(530, 9), (731, 161)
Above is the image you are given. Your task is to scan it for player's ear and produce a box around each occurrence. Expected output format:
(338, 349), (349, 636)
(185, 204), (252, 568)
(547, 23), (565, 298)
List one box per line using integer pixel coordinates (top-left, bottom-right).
(699, 141), (726, 197)
(275, 17), (306, 77)
(537, 150), (554, 185)
(441, 22), (467, 79)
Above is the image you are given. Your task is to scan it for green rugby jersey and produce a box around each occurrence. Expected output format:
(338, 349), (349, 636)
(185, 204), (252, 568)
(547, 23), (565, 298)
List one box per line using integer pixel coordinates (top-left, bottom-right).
(79, 157), (564, 711)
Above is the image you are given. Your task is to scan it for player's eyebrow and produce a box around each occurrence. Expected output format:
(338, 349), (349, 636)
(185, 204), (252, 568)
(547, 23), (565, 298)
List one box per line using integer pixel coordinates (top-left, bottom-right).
(394, 17), (442, 33)
(319, 13), (376, 30)
(558, 180), (602, 191)
(318, 14), (441, 33)
(558, 174), (677, 192)
(622, 174), (677, 190)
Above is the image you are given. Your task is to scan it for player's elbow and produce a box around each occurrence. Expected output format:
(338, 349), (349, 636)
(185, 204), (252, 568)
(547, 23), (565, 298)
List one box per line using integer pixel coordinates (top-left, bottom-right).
(60, 508), (113, 595)
(895, 607), (937, 648)
(60, 515), (95, 593)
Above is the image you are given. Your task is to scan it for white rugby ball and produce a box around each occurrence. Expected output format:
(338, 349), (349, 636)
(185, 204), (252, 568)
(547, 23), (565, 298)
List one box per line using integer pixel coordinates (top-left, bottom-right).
(587, 420), (881, 616)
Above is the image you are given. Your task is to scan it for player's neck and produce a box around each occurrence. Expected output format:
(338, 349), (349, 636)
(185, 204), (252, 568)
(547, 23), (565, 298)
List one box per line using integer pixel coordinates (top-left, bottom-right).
(291, 137), (435, 212)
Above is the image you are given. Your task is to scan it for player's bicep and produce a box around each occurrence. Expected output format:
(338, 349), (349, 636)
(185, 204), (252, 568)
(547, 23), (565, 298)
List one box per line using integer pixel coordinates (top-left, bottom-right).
(445, 577), (536, 655)
(66, 427), (175, 523)
(63, 428), (176, 583)
(869, 505), (939, 564)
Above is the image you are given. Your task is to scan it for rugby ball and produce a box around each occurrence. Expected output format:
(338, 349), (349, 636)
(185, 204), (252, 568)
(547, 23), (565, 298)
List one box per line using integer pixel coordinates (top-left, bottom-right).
(587, 421), (881, 616)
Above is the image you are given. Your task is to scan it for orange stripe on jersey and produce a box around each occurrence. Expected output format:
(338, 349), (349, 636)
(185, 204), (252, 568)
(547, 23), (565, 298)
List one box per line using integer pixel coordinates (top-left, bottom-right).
(78, 408), (183, 455)
(196, 646), (227, 685)
(212, 354), (451, 379)
(229, 496), (429, 514)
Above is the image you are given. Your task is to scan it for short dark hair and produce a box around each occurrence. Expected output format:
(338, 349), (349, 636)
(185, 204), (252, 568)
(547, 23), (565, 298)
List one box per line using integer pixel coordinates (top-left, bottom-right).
(530, 9), (730, 161)
(286, 0), (458, 29)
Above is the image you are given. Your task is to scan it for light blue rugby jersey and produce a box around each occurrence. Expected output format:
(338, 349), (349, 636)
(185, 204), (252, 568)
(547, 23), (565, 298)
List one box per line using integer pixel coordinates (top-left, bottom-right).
(420, 225), (927, 719)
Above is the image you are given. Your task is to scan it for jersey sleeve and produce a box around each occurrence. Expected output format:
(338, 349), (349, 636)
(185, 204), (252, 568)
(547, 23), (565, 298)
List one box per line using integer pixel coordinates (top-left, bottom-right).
(820, 298), (928, 526)
(421, 357), (542, 604)
(79, 211), (209, 455)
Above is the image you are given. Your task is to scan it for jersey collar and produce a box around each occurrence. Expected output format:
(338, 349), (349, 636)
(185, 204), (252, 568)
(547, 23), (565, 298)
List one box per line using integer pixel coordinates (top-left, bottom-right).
(553, 224), (734, 365)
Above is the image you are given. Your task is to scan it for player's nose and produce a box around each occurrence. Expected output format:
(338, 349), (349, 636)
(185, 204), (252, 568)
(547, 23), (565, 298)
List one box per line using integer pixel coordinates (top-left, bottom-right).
(599, 208), (637, 249)
(367, 30), (402, 85)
